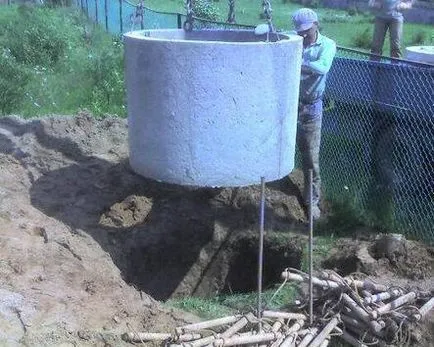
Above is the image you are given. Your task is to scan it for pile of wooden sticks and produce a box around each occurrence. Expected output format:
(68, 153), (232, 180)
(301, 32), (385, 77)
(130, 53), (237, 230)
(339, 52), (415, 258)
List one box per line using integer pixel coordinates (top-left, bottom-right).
(122, 269), (433, 346)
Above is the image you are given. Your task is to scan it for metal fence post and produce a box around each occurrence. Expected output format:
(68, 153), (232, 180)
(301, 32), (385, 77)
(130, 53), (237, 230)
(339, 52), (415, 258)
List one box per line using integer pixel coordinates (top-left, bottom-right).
(104, 0), (108, 32)
(177, 13), (182, 29)
(119, 0), (123, 33)
(95, 0), (98, 25)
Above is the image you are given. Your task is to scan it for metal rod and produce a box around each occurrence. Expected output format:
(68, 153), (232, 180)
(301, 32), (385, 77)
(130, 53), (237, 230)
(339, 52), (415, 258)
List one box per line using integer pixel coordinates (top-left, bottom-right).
(104, 0), (108, 32)
(257, 176), (266, 332)
(119, 0), (123, 33)
(308, 169), (314, 325)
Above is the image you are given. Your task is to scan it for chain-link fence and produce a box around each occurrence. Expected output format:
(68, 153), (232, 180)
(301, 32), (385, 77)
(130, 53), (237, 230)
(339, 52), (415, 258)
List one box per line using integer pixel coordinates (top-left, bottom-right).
(76, 0), (434, 242)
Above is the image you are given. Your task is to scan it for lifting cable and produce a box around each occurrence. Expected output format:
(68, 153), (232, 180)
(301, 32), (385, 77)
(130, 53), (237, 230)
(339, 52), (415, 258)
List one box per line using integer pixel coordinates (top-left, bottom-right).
(183, 0), (275, 32)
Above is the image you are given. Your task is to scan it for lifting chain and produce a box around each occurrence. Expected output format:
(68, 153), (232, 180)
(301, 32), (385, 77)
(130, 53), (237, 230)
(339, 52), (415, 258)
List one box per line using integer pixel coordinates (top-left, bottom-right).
(227, 0), (236, 24)
(262, 0), (274, 32)
(184, 0), (194, 31)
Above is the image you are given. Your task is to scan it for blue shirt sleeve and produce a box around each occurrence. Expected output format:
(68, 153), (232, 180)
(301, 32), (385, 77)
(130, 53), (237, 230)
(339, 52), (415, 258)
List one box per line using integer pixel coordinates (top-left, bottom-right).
(303, 39), (336, 75)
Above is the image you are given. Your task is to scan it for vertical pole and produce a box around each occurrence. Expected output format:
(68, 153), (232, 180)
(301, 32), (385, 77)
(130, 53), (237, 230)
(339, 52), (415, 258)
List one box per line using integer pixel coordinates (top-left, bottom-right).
(119, 0), (123, 34)
(177, 13), (182, 29)
(95, 0), (98, 25)
(104, 0), (108, 32)
(257, 176), (266, 332)
(85, 0), (89, 17)
(308, 169), (314, 325)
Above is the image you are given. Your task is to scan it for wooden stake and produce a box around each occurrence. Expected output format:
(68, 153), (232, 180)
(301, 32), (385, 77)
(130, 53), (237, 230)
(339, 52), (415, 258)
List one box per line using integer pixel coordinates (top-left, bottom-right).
(176, 315), (241, 334)
(263, 310), (307, 321)
(308, 316), (340, 347)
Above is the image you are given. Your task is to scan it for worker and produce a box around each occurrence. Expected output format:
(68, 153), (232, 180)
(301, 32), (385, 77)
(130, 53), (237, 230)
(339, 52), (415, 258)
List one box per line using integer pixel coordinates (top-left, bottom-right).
(369, 0), (413, 59)
(292, 8), (336, 220)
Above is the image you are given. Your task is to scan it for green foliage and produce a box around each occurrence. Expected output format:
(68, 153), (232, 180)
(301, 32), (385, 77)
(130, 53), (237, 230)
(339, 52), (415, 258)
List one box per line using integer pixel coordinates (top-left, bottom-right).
(300, 236), (336, 272)
(0, 6), (125, 117)
(166, 297), (235, 319)
(410, 30), (427, 45)
(0, 49), (30, 115)
(193, 0), (220, 21)
(351, 28), (372, 50)
(84, 38), (125, 116)
(4, 5), (69, 67)
(167, 284), (298, 319)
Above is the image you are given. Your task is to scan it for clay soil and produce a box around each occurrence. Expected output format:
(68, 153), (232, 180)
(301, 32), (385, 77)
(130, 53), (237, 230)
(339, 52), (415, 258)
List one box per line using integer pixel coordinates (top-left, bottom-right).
(0, 113), (433, 346)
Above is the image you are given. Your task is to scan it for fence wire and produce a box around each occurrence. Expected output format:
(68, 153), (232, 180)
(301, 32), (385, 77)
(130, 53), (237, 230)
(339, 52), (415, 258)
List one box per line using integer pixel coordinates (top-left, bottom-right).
(76, 0), (434, 243)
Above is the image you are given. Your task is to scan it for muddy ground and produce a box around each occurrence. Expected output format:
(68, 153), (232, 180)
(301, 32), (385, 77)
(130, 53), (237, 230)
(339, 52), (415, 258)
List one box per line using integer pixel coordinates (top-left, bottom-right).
(0, 113), (433, 346)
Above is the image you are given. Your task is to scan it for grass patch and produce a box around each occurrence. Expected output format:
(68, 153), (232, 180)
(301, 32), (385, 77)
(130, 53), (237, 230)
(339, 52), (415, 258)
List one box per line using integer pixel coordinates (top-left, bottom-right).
(300, 235), (337, 272)
(166, 284), (299, 319)
(165, 296), (236, 319)
(0, 5), (125, 118)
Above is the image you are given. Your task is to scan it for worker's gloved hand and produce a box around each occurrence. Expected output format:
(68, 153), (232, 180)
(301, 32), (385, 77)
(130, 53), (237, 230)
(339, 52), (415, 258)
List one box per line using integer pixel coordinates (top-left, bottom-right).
(254, 23), (270, 36)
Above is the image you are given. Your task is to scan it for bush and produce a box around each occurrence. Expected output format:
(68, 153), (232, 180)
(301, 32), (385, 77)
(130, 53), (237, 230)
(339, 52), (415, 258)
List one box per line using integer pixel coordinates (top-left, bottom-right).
(0, 49), (30, 115)
(4, 5), (68, 67)
(351, 28), (372, 50)
(410, 31), (427, 45)
(193, 0), (220, 21)
(84, 38), (125, 116)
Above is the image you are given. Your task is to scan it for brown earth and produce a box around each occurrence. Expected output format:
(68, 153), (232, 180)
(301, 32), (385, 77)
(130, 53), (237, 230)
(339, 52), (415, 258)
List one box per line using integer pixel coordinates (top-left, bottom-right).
(0, 113), (433, 346)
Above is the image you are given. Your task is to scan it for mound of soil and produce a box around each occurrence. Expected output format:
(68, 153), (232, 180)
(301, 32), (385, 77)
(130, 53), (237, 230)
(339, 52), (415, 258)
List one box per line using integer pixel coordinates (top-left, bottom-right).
(1, 113), (433, 346)
(0, 113), (309, 346)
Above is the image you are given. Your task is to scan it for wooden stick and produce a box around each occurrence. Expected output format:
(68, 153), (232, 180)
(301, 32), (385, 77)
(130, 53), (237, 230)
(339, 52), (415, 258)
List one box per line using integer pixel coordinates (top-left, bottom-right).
(281, 271), (341, 289)
(176, 315), (241, 334)
(286, 319), (305, 334)
(271, 319), (284, 332)
(220, 332), (281, 346)
(219, 316), (249, 338)
(341, 314), (369, 331)
(263, 310), (307, 321)
(341, 330), (368, 347)
(297, 328), (318, 347)
(319, 336), (330, 347)
(363, 289), (404, 305)
(412, 297), (434, 321)
(278, 333), (297, 347)
(184, 335), (216, 347)
(372, 292), (417, 319)
(342, 293), (384, 334)
(122, 332), (201, 343)
(319, 272), (388, 292)
(308, 316), (340, 347)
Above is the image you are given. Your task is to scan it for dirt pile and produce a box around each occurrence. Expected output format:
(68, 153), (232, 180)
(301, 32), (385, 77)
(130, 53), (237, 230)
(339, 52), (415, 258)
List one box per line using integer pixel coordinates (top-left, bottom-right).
(0, 113), (433, 346)
(0, 113), (308, 346)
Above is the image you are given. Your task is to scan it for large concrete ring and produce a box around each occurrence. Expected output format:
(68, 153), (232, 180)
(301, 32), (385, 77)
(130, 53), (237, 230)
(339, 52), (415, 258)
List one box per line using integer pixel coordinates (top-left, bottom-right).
(124, 29), (302, 187)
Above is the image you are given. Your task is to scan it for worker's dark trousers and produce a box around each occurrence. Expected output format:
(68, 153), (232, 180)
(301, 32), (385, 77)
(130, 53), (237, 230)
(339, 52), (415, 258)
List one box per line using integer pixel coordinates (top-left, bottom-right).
(296, 100), (323, 208)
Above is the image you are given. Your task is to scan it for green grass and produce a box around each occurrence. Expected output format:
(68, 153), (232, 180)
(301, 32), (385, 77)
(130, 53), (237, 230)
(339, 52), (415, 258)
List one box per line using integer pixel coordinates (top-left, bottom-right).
(300, 235), (337, 272)
(166, 283), (298, 319)
(142, 0), (433, 52)
(0, 5), (125, 118)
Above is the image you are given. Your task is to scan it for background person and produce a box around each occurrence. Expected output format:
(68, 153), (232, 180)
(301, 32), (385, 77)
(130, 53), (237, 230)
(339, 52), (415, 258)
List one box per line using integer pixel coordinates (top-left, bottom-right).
(291, 8), (336, 220)
(369, 0), (413, 59)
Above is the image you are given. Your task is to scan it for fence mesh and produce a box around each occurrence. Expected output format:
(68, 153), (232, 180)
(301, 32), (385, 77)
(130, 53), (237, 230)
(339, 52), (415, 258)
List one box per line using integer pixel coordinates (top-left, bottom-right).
(76, 0), (434, 242)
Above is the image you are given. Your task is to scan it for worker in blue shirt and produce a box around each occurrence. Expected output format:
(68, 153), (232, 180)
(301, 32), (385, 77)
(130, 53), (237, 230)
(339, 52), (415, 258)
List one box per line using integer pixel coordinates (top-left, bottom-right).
(292, 8), (336, 220)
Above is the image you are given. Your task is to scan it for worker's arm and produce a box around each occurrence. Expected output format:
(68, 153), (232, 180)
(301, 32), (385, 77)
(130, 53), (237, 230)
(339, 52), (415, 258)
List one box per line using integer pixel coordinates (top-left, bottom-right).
(302, 40), (336, 76)
(397, 0), (413, 10)
(368, 0), (382, 8)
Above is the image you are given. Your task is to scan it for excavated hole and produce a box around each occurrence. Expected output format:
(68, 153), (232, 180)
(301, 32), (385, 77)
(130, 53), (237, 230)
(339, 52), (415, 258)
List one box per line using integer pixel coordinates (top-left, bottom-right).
(222, 236), (303, 294)
(124, 232), (303, 301)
